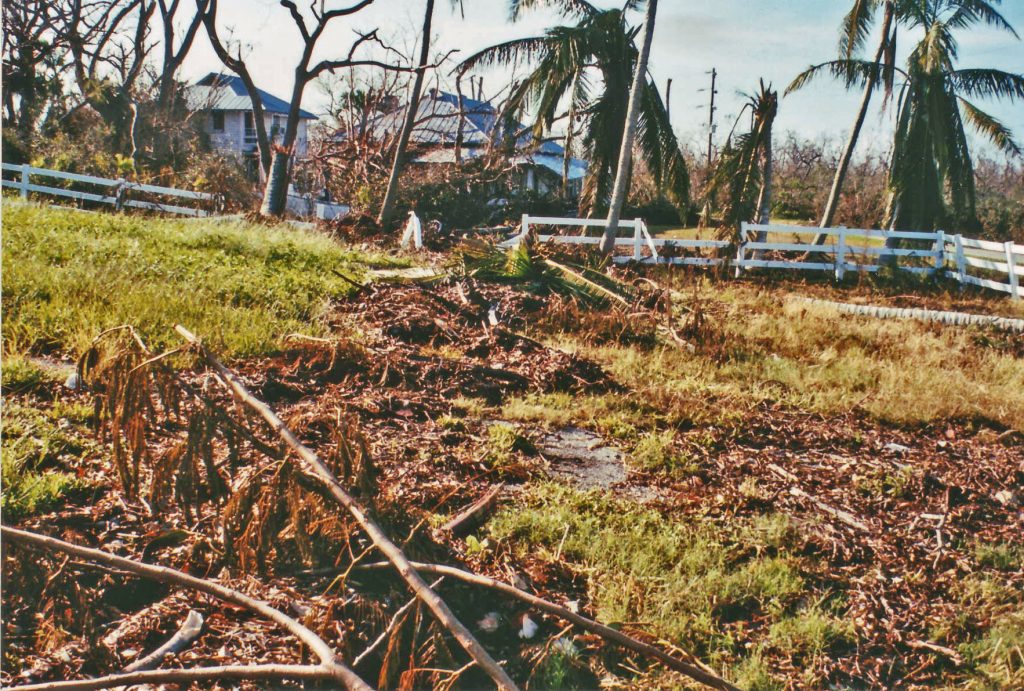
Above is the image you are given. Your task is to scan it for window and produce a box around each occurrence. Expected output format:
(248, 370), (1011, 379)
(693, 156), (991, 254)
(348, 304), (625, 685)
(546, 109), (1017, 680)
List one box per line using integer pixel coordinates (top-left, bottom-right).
(212, 111), (225, 132)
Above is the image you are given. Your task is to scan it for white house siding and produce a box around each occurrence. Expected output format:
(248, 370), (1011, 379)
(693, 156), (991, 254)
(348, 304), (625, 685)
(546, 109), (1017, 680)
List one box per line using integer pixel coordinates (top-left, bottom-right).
(203, 110), (309, 157)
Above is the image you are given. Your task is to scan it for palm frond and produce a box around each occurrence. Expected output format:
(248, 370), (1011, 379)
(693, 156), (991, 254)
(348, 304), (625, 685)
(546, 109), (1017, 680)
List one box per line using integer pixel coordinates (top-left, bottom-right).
(839, 0), (880, 59)
(458, 35), (555, 73)
(509, 0), (598, 22)
(785, 59), (894, 95)
(946, 0), (1019, 39)
(958, 96), (1022, 156)
(948, 68), (1024, 101)
(456, 240), (634, 307)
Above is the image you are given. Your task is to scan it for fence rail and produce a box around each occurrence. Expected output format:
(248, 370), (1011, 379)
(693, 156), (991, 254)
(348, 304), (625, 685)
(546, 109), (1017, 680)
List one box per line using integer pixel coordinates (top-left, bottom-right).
(1, 163), (217, 217)
(512, 215), (1022, 299)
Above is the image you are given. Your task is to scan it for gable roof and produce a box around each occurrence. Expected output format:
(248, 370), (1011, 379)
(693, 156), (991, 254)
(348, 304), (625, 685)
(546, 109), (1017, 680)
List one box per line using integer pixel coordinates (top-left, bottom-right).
(369, 90), (571, 156)
(188, 72), (317, 119)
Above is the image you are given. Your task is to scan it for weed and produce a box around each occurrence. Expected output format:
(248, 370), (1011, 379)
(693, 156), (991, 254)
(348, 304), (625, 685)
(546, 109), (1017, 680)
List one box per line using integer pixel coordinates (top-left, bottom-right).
(629, 429), (698, 476)
(960, 611), (1024, 688)
(974, 541), (1024, 571)
(484, 423), (537, 478)
(767, 603), (854, 660)
(1, 355), (62, 394)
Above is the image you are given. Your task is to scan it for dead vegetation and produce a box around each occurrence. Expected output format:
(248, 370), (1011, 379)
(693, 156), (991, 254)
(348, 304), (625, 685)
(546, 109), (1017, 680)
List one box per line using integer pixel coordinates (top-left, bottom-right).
(3, 217), (1023, 689)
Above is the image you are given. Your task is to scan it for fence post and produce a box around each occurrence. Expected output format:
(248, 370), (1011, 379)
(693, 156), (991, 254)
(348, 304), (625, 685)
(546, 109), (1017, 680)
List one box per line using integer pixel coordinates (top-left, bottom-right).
(521, 213), (529, 243)
(835, 230), (846, 281)
(20, 165), (30, 199)
(933, 230), (945, 276)
(114, 178), (127, 211)
(734, 222), (747, 278)
(633, 221), (642, 261)
(1006, 241), (1020, 300)
(954, 234), (967, 284)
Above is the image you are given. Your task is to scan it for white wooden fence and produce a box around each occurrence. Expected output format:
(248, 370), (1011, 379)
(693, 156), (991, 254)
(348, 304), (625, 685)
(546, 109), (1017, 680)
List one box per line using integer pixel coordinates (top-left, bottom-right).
(1, 163), (217, 217)
(512, 216), (1023, 299)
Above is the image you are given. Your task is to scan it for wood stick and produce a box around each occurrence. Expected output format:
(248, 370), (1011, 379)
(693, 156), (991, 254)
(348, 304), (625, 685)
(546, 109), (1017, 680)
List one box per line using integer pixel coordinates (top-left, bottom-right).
(1, 526), (369, 691)
(766, 463), (870, 532)
(442, 485), (503, 536)
(175, 324), (520, 691)
(120, 610), (203, 672)
(356, 561), (741, 691)
(3, 664), (338, 691)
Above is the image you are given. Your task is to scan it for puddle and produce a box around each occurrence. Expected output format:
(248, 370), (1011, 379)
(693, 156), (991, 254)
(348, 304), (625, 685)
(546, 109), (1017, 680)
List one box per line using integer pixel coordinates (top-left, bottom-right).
(536, 426), (627, 490)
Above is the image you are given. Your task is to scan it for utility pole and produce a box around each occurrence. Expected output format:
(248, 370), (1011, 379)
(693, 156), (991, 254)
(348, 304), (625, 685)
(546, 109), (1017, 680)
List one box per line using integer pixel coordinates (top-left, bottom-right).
(705, 68), (717, 166)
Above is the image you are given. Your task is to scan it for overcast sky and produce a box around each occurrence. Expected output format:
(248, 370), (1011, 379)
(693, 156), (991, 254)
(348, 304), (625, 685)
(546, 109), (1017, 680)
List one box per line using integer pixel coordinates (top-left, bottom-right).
(181, 0), (1024, 159)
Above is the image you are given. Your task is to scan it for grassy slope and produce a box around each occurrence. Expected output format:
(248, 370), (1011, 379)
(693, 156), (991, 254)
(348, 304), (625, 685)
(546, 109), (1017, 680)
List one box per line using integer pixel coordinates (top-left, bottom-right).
(1, 202), (400, 358)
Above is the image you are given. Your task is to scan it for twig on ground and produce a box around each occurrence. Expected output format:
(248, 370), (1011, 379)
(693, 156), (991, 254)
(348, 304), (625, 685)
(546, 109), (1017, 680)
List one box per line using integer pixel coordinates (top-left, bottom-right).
(352, 577), (444, 668)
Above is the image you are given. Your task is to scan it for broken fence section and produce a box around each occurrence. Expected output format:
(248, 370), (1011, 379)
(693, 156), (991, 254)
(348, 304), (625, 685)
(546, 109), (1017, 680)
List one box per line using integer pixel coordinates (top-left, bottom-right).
(1, 162), (219, 217)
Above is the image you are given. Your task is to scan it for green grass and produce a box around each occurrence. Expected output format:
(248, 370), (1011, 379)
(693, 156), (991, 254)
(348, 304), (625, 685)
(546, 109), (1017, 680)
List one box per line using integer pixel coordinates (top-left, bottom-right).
(1, 401), (95, 519)
(487, 484), (825, 684)
(2, 202), (403, 358)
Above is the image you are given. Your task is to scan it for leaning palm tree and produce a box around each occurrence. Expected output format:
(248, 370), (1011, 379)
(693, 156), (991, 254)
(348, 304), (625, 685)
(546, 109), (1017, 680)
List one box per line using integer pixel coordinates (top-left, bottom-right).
(884, 3), (1022, 237)
(788, 0), (1022, 240)
(788, 0), (1016, 239)
(459, 0), (688, 223)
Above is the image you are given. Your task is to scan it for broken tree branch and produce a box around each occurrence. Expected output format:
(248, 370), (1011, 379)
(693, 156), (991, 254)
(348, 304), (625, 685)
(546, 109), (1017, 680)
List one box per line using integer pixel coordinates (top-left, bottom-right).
(4, 664), (339, 691)
(356, 561), (741, 691)
(352, 577), (445, 668)
(0, 526), (370, 691)
(175, 324), (520, 691)
(442, 485), (503, 536)
(120, 610), (204, 672)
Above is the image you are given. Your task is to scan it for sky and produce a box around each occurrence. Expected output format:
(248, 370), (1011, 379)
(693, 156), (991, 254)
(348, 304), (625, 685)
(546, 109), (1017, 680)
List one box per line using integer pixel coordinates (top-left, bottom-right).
(181, 0), (1024, 159)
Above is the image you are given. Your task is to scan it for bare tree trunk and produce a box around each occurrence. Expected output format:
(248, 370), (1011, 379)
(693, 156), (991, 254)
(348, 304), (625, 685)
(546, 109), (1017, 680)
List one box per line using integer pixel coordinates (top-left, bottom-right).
(562, 71), (579, 200)
(454, 73), (464, 163)
(600, 0), (658, 255)
(814, 3), (894, 241)
(377, 0), (435, 227)
(260, 150), (291, 217)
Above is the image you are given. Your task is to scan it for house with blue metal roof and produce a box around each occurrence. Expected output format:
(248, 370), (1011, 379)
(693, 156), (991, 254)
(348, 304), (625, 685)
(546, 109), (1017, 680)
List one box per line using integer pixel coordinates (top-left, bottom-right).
(363, 89), (587, 196)
(188, 73), (318, 159)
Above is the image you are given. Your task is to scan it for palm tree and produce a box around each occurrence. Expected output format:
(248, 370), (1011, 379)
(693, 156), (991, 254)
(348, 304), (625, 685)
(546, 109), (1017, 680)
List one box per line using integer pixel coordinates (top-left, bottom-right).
(704, 80), (778, 242)
(459, 0), (688, 223)
(788, 0), (1016, 239)
(884, 2), (1023, 237)
(601, 0), (658, 254)
(788, 0), (1022, 239)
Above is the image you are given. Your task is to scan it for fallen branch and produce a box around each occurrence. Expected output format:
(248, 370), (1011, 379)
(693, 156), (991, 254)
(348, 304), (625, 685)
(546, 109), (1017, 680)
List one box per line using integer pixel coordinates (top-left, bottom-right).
(4, 664), (338, 691)
(767, 463), (870, 532)
(356, 561), (741, 691)
(442, 486), (503, 536)
(0, 526), (369, 691)
(120, 610), (204, 673)
(175, 324), (520, 691)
